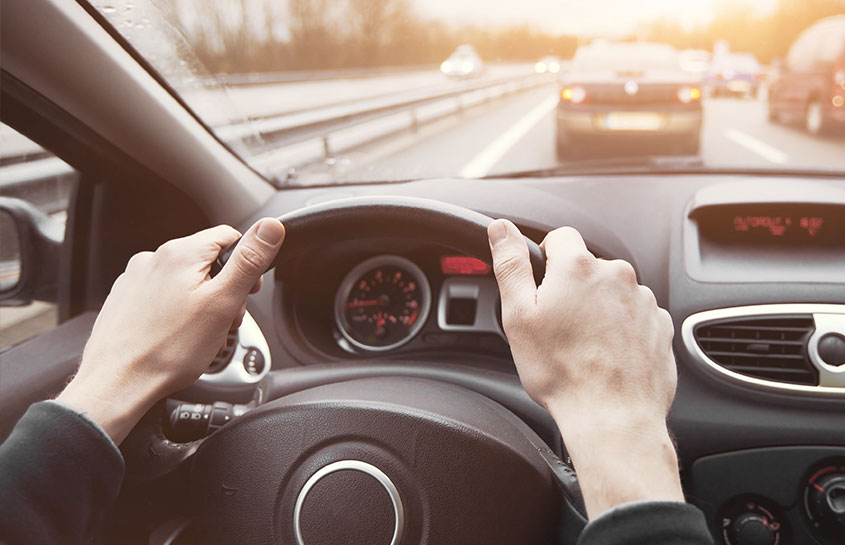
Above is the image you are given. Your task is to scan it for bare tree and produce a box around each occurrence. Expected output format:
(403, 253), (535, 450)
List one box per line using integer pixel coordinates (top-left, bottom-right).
(345, 0), (412, 66)
(289, 0), (339, 69)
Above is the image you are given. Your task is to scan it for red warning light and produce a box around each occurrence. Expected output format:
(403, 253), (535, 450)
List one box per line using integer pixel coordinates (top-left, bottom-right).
(440, 255), (491, 276)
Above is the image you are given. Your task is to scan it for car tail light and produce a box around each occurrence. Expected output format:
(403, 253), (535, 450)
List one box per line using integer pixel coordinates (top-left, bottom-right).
(561, 86), (586, 104)
(677, 86), (702, 104)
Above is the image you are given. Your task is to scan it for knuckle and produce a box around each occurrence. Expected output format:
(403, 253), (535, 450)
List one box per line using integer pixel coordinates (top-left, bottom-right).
(154, 239), (180, 261)
(556, 225), (582, 238)
(494, 252), (526, 280)
(544, 226), (581, 249)
(126, 251), (153, 270)
(571, 253), (596, 274)
(658, 308), (675, 334)
(234, 243), (265, 275)
(610, 260), (637, 284)
(638, 284), (657, 304)
(218, 225), (243, 244)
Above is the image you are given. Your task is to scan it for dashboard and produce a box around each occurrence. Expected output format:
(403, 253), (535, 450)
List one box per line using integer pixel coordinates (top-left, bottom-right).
(285, 240), (507, 359)
(278, 227), (554, 363)
(199, 173), (845, 545)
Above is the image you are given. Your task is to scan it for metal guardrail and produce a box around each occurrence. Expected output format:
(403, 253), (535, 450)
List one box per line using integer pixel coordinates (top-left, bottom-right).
(218, 73), (543, 146)
(199, 62), (536, 87)
(204, 64), (443, 87)
(1, 70), (548, 195)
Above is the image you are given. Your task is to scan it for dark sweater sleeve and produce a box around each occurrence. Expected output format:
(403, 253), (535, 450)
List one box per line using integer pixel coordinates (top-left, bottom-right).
(0, 400), (125, 545)
(577, 500), (714, 545)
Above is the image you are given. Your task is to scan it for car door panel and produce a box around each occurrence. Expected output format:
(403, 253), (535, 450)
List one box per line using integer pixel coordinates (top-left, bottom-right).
(0, 312), (96, 441)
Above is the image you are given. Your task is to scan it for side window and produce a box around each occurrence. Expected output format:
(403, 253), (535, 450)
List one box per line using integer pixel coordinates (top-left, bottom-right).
(788, 31), (816, 72)
(0, 123), (79, 351)
(786, 35), (805, 72)
(815, 26), (845, 68)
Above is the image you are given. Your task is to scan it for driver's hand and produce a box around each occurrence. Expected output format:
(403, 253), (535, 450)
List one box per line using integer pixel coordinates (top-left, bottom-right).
(57, 218), (285, 444)
(488, 219), (684, 518)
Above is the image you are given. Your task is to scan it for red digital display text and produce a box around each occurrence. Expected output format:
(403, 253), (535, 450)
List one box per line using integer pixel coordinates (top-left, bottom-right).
(732, 216), (824, 237)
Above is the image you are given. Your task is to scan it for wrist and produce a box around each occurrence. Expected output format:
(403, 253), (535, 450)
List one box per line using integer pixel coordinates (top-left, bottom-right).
(547, 399), (684, 519)
(57, 363), (164, 445)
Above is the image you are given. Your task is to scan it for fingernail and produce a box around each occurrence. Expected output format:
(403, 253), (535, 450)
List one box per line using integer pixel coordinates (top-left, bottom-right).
(256, 219), (284, 245)
(488, 220), (508, 247)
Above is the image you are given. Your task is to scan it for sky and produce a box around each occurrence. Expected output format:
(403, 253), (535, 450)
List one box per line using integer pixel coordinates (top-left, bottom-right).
(416, 0), (780, 36)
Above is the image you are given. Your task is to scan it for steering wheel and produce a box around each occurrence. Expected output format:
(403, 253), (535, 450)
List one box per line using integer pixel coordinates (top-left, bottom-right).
(123, 197), (587, 545)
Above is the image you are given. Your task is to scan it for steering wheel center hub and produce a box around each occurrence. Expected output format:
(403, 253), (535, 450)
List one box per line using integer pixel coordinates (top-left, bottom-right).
(294, 460), (404, 545)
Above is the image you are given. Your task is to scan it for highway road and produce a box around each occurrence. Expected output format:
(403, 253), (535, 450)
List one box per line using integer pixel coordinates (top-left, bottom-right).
(297, 84), (845, 184)
(8, 65), (839, 185)
(185, 64), (536, 127)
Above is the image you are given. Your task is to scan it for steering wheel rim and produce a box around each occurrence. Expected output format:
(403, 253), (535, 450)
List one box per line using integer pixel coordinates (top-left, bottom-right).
(126, 197), (587, 544)
(214, 195), (546, 285)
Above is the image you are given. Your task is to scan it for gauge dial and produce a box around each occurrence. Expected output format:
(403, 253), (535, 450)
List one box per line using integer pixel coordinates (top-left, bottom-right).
(335, 255), (431, 351)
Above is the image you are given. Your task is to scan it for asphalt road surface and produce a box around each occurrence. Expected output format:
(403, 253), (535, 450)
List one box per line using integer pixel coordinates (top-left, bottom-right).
(309, 84), (845, 183)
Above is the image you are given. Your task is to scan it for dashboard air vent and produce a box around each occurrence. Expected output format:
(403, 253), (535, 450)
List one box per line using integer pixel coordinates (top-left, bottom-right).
(693, 315), (817, 385)
(208, 329), (239, 374)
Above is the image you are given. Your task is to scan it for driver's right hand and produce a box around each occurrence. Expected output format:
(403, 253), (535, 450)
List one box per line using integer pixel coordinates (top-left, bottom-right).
(488, 219), (684, 519)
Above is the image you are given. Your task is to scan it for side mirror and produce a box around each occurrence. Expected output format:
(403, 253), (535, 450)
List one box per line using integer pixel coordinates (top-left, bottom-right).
(0, 197), (63, 306)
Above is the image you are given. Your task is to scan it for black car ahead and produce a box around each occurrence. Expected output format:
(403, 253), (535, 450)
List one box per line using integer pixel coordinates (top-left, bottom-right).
(556, 42), (703, 159)
(768, 15), (845, 136)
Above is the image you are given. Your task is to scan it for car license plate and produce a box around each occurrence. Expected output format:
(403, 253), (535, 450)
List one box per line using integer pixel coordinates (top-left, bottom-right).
(604, 112), (664, 131)
(727, 80), (751, 92)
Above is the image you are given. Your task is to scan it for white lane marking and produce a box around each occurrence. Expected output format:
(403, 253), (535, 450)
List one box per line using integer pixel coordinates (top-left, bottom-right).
(723, 128), (789, 164)
(459, 94), (558, 178)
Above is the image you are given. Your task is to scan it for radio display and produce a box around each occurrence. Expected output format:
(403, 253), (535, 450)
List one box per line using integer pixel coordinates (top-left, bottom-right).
(695, 204), (845, 246)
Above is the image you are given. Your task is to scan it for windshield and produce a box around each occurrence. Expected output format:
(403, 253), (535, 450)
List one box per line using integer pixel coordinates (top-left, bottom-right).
(91, 1), (845, 185)
(573, 44), (681, 72)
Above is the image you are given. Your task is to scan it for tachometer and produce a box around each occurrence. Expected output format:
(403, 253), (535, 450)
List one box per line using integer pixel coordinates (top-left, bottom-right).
(334, 255), (431, 351)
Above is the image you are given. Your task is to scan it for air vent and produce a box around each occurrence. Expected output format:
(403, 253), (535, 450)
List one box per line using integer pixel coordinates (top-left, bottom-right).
(208, 329), (239, 374)
(693, 315), (817, 385)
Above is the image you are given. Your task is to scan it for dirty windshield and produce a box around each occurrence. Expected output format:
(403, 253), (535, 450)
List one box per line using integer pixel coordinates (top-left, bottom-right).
(92, 1), (845, 185)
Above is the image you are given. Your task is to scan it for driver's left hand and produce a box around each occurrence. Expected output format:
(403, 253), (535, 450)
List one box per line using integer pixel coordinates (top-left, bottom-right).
(57, 218), (285, 444)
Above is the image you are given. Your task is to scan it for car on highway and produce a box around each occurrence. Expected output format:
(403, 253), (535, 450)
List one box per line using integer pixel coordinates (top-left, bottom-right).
(679, 49), (711, 81)
(768, 15), (845, 136)
(534, 55), (562, 74)
(2, 1), (845, 545)
(440, 44), (485, 78)
(704, 53), (764, 98)
(556, 42), (703, 158)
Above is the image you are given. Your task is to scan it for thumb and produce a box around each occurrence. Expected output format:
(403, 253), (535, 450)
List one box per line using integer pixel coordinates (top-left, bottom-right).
(488, 219), (537, 312)
(216, 218), (285, 295)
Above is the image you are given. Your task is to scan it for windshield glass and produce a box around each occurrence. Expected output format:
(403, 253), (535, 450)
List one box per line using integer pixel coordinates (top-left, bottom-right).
(91, 1), (845, 185)
(573, 44), (681, 72)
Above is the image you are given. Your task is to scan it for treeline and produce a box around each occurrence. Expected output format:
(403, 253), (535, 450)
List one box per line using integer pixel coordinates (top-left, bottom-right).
(163, 0), (580, 73)
(163, 0), (844, 74)
(641, 0), (845, 63)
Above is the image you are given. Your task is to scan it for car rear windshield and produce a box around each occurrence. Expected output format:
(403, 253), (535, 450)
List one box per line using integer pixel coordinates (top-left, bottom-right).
(574, 45), (681, 72)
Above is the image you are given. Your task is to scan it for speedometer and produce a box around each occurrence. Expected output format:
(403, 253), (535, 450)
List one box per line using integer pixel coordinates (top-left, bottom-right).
(334, 255), (431, 351)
